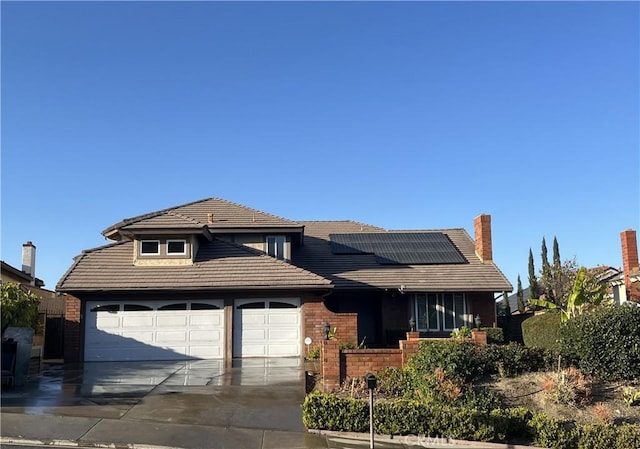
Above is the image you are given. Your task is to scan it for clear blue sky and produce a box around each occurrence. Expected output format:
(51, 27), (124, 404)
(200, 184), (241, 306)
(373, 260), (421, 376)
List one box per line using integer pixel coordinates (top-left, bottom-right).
(1, 1), (638, 293)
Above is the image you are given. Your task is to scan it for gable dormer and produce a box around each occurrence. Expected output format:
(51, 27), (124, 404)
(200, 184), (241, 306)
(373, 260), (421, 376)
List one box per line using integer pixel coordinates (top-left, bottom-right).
(100, 198), (304, 264)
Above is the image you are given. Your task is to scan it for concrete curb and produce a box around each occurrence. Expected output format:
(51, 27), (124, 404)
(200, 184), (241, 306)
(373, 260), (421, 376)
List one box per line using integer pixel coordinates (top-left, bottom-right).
(308, 429), (548, 449)
(0, 437), (180, 449)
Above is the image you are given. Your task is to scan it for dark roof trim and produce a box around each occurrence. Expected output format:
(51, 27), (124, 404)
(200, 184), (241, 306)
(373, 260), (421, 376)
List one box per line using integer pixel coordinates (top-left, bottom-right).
(1, 261), (45, 287)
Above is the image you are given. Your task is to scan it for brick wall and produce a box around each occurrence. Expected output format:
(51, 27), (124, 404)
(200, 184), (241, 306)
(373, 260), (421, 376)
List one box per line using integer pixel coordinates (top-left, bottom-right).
(302, 293), (358, 348)
(320, 333), (488, 391)
(468, 291), (497, 328)
(64, 294), (82, 362)
(341, 349), (402, 379)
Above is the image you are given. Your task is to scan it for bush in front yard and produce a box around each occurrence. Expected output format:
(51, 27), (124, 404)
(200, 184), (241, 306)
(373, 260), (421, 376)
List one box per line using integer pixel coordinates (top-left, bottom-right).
(521, 312), (562, 351)
(302, 392), (640, 448)
(559, 305), (640, 381)
(481, 327), (504, 344)
(407, 340), (486, 383)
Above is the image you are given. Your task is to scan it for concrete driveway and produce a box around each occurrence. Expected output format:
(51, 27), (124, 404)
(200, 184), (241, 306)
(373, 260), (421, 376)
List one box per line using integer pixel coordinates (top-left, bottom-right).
(0, 358), (330, 448)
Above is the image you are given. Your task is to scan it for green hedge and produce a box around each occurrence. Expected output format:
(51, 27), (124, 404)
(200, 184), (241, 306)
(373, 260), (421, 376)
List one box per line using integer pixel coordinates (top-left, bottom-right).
(405, 339), (552, 383)
(559, 305), (640, 381)
(302, 392), (640, 448)
(522, 312), (562, 351)
(481, 327), (504, 344)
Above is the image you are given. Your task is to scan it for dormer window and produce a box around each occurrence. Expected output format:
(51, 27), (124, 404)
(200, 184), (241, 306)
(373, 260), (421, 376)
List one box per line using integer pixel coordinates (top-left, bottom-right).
(266, 235), (286, 260)
(140, 240), (160, 255)
(167, 240), (186, 255)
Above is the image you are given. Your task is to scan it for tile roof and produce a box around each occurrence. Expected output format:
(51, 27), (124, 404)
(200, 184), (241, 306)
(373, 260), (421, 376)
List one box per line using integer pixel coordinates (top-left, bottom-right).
(103, 197), (302, 238)
(57, 239), (332, 292)
(292, 221), (513, 292)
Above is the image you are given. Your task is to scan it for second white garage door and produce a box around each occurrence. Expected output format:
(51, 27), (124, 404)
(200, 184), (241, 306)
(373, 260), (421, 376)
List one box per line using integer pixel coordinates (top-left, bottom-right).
(233, 298), (301, 357)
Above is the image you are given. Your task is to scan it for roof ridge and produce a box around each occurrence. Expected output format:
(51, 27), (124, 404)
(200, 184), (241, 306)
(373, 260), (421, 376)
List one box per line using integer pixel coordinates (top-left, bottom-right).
(204, 197), (301, 226)
(168, 210), (204, 226)
(102, 198), (211, 236)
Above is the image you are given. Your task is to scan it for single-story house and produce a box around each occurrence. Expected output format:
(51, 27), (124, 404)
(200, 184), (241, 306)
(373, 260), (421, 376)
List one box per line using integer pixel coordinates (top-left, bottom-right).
(57, 197), (513, 362)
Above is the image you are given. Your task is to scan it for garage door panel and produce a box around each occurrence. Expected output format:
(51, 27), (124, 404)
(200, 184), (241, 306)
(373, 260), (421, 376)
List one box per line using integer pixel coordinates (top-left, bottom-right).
(122, 316), (154, 328)
(190, 314), (222, 326)
(121, 331), (155, 344)
(190, 330), (221, 342)
(268, 313), (298, 325)
(242, 313), (267, 325)
(157, 315), (188, 326)
(85, 301), (224, 362)
(156, 331), (188, 343)
(94, 316), (120, 329)
(269, 328), (299, 340)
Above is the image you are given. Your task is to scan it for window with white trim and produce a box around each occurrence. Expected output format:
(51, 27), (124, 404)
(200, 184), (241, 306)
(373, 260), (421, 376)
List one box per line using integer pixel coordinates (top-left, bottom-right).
(266, 235), (286, 260)
(414, 293), (469, 331)
(140, 240), (160, 255)
(167, 239), (186, 255)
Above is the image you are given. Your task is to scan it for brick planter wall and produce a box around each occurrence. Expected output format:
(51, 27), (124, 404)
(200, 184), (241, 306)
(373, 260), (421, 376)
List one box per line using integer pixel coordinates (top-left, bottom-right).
(341, 349), (403, 379)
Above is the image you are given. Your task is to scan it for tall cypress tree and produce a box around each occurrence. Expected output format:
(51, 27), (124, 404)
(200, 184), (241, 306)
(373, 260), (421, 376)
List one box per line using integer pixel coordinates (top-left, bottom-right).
(541, 236), (555, 302)
(553, 236), (561, 268)
(517, 275), (525, 313)
(501, 290), (511, 316)
(528, 248), (539, 298)
(541, 237), (550, 274)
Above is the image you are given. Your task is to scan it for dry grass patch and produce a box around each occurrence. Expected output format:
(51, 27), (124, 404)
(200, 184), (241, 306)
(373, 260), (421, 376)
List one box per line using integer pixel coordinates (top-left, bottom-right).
(486, 371), (640, 426)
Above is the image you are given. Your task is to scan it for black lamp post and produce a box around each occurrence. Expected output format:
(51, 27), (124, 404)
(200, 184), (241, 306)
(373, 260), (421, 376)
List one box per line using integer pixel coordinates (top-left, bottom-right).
(409, 317), (416, 332)
(323, 322), (331, 340)
(474, 314), (481, 330)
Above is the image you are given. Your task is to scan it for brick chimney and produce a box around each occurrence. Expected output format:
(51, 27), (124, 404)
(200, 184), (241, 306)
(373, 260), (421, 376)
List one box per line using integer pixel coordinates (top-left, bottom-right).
(474, 214), (492, 263)
(22, 241), (36, 285)
(621, 229), (640, 301)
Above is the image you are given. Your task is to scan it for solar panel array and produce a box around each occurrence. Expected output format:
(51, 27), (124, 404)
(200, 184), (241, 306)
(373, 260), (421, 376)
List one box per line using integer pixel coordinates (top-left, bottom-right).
(329, 232), (468, 265)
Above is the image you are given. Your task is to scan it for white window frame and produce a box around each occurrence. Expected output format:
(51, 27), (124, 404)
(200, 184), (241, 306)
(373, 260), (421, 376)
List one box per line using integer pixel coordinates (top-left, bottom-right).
(166, 239), (187, 255)
(265, 235), (286, 260)
(140, 240), (160, 255)
(414, 293), (469, 332)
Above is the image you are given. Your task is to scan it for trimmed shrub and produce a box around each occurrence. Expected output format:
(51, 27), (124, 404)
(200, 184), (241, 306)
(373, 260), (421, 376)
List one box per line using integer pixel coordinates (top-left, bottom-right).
(481, 327), (504, 344)
(527, 412), (577, 449)
(407, 340), (485, 383)
(301, 391), (368, 432)
(482, 342), (553, 377)
(559, 305), (640, 381)
(522, 311), (562, 351)
(302, 392), (640, 448)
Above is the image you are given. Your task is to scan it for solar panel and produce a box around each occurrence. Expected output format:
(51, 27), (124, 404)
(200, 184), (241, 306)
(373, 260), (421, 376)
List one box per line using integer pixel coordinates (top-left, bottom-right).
(329, 232), (467, 265)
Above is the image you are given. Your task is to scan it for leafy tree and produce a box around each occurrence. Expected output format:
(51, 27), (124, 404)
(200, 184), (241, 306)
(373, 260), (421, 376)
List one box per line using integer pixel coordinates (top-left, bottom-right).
(517, 275), (525, 313)
(1, 282), (41, 333)
(528, 249), (539, 299)
(529, 266), (609, 322)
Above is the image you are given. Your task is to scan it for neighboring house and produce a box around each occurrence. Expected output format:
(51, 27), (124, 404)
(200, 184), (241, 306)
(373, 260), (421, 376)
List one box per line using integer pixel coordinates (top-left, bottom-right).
(1, 242), (66, 359)
(57, 197), (513, 362)
(1, 242), (44, 288)
(502, 229), (640, 314)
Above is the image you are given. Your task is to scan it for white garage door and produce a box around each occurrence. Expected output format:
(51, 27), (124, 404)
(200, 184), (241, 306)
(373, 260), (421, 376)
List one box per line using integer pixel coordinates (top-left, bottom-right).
(233, 298), (301, 357)
(85, 300), (224, 362)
